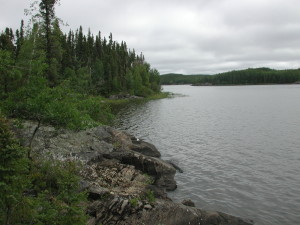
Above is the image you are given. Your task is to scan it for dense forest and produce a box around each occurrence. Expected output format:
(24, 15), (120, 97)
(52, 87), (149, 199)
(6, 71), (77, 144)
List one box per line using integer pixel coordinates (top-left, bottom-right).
(0, 1), (162, 224)
(160, 68), (300, 85)
(0, 0), (162, 130)
(0, 10), (160, 98)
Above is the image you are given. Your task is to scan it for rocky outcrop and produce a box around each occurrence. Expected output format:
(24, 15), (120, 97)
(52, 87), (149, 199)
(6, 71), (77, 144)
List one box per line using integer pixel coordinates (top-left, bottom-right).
(130, 139), (161, 158)
(13, 121), (253, 225)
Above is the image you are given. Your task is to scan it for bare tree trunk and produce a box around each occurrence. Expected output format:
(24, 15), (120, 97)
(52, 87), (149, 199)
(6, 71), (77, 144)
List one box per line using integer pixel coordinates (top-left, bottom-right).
(28, 119), (41, 160)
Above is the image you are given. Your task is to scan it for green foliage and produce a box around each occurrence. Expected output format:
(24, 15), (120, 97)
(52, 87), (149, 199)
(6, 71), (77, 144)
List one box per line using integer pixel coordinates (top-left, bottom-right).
(1, 76), (113, 129)
(160, 73), (207, 85)
(129, 197), (139, 207)
(0, 115), (88, 224)
(160, 68), (300, 85)
(0, 50), (22, 97)
(1, 0), (162, 132)
(144, 190), (155, 203)
(29, 160), (88, 225)
(0, 115), (30, 225)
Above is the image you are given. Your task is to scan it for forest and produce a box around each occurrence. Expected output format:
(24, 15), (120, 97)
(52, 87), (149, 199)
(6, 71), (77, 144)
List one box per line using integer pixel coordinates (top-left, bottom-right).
(0, 0), (161, 130)
(160, 68), (300, 85)
(0, 1), (162, 224)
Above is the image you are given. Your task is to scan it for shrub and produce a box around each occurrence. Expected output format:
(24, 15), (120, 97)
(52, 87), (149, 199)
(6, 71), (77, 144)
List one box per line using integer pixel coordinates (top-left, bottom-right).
(0, 115), (30, 225)
(1, 77), (113, 130)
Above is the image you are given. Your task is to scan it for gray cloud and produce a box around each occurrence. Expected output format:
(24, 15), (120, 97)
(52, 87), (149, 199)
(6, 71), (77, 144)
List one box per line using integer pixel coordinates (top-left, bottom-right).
(1, 0), (300, 74)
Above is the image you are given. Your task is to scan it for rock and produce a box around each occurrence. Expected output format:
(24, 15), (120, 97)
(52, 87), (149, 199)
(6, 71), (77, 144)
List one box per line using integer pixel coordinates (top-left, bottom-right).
(182, 199), (195, 207)
(166, 160), (183, 173)
(88, 186), (110, 200)
(144, 204), (152, 209)
(111, 150), (177, 191)
(106, 127), (133, 150)
(119, 199), (253, 225)
(130, 140), (161, 158)
(86, 217), (96, 225)
(13, 121), (114, 161)
(79, 180), (90, 192)
(13, 121), (254, 225)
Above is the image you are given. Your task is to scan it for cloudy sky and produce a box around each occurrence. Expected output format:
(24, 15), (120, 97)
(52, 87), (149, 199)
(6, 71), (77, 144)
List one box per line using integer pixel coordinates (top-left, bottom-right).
(1, 0), (300, 74)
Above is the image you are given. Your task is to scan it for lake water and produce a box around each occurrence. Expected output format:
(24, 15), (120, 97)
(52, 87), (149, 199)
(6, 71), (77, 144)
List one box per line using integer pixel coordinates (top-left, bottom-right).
(114, 85), (300, 225)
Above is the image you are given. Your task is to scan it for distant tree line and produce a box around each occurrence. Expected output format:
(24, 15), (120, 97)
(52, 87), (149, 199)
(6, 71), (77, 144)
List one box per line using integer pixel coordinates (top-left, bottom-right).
(160, 68), (300, 85)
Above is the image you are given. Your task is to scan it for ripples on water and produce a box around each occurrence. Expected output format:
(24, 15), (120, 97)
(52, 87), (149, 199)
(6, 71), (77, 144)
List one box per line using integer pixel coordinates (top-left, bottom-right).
(114, 85), (300, 225)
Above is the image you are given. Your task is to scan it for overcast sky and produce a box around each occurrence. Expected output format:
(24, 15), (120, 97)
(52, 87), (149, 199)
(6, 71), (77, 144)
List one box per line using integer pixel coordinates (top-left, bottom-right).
(1, 0), (300, 74)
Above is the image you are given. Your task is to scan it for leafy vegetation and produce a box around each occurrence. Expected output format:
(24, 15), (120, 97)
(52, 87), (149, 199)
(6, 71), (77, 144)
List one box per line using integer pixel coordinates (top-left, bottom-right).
(0, 1), (163, 224)
(144, 190), (155, 203)
(160, 73), (208, 85)
(0, 0), (161, 130)
(0, 115), (87, 225)
(160, 68), (300, 85)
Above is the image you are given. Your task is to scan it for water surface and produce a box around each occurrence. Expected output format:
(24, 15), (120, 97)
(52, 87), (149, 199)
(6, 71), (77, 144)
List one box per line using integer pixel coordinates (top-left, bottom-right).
(114, 85), (300, 225)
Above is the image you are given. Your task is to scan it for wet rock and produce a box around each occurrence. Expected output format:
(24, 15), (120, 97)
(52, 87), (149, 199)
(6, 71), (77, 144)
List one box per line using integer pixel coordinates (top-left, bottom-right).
(166, 160), (184, 173)
(130, 140), (161, 158)
(182, 199), (195, 207)
(120, 199), (253, 225)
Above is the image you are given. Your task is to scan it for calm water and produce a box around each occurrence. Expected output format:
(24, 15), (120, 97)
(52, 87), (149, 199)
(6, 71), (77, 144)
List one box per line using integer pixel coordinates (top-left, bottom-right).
(114, 85), (300, 225)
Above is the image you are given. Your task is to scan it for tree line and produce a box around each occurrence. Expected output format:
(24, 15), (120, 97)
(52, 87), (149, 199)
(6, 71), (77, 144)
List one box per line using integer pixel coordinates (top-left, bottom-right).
(0, 0), (160, 99)
(0, 0), (162, 130)
(160, 68), (300, 85)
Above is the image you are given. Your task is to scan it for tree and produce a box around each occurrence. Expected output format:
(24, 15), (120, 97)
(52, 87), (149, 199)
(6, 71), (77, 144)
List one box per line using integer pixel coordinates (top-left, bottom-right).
(0, 50), (21, 97)
(0, 115), (30, 225)
(39, 0), (60, 86)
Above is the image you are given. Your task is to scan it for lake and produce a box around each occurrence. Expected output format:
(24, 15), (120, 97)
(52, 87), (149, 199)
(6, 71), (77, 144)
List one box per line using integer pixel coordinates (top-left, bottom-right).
(114, 85), (300, 225)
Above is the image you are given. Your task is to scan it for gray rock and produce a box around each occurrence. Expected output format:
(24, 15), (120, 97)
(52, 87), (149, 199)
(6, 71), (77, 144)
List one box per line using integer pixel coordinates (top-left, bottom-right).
(13, 121), (253, 225)
(182, 199), (195, 207)
(88, 197), (253, 225)
(144, 204), (152, 210)
(130, 140), (161, 158)
(120, 199), (253, 225)
(111, 150), (177, 191)
(166, 160), (184, 173)
(13, 121), (114, 161)
(88, 186), (110, 200)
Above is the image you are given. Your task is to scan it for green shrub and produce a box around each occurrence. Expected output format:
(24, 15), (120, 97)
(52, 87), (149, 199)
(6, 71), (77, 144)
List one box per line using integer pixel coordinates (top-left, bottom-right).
(29, 160), (88, 225)
(144, 190), (155, 203)
(0, 115), (88, 224)
(0, 115), (30, 225)
(1, 77), (113, 130)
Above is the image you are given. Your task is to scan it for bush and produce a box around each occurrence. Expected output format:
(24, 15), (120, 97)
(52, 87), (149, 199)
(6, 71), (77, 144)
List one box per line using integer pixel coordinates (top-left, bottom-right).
(0, 115), (30, 225)
(29, 160), (88, 225)
(0, 115), (88, 225)
(0, 77), (113, 130)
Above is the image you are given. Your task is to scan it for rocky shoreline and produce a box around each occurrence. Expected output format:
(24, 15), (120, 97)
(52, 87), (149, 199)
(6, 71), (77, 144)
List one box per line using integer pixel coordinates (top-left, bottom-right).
(13, 121), (254, 225)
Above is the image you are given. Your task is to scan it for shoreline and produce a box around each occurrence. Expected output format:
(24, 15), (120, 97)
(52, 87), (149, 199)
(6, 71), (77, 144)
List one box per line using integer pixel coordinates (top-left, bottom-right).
(14, 120), (254, 225)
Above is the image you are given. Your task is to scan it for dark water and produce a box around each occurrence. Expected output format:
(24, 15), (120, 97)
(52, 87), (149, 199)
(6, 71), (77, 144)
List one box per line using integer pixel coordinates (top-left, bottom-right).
(114, 85), (300, 225)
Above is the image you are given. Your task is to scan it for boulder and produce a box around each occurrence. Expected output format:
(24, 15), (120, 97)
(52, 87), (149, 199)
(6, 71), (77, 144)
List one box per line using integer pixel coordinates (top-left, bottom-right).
(130, 140), (161, 158)
(88, 186), (110, 200)
(87, 197), (253, 225)
(120, 199), (254, 225)
(111, 150), (177, 191)
(182, 199), (195, 207)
